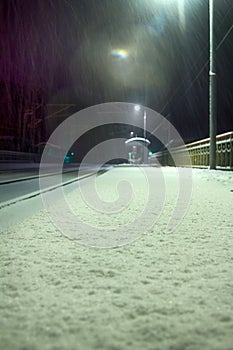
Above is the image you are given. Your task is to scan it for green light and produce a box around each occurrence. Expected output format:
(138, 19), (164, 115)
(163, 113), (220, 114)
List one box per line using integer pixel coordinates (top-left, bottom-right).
(64, 155), (71, 163)
(71, 152), (75, 156)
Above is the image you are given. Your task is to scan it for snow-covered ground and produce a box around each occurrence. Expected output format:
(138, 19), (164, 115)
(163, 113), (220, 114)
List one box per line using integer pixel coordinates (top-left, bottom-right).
(0, 167), (233, 350)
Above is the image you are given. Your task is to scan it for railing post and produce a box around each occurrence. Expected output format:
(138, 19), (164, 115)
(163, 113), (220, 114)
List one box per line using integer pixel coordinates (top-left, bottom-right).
(230, 135), (233, 170)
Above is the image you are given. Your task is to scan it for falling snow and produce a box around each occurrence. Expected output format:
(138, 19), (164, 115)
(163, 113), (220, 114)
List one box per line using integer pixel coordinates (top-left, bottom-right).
(0, 0), (233, 150)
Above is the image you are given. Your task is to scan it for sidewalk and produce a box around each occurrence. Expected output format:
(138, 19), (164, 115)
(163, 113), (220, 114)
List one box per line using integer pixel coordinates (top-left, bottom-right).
(0, 167), (233, 350)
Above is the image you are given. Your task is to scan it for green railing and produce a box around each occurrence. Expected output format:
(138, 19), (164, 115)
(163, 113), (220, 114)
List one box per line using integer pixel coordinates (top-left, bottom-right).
(150, 131), (233, 170)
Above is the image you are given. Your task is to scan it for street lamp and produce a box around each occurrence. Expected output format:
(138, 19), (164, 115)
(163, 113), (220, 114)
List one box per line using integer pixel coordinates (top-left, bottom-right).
(209, 0), (217, 169)
(134, 104), (148, 163)
(163, 0), (216, 169)
(134, 105), (147, 141)
(144, 1), (217, 169)
(160, 0), (217, 169)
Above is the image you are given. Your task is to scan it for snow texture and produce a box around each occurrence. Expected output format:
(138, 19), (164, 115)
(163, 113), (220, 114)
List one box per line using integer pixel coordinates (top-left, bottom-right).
(0, 167), (233, 350)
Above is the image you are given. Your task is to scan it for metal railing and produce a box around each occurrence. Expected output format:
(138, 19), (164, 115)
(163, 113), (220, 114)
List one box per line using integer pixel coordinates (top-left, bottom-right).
(150, 131), (233, 170)
(0, 150), (41, 163)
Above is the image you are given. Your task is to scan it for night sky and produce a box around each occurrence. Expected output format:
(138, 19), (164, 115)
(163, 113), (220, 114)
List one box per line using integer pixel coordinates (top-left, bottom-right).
(0, 0), (233, 152)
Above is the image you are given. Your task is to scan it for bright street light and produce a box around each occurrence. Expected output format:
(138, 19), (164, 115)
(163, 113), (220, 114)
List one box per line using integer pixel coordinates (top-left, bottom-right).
(162, 0), (216, 168)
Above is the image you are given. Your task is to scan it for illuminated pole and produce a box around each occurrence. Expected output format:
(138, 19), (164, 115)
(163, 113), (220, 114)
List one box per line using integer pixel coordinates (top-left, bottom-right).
(134, 105), (148, 163)
(209, 0), (217, 169)
(143, 110), (147, 163)
(143, 110), (146, 140)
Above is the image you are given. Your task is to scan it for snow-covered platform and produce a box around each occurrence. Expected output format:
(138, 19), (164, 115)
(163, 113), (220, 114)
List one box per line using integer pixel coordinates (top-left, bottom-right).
(0, 167), (233, 350)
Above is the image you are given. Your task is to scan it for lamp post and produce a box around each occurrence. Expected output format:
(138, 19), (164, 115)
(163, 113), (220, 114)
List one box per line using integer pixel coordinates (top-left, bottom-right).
(209, 0), (217, 169)
(134, 105), (147, 141)
(134, 105), (148, 163)
(161, 0), (217, 169)
(143, 110), (147, 141)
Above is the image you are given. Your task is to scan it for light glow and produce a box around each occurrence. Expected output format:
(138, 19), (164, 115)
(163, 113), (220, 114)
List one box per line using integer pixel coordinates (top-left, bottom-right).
(111, 49), (129, 59)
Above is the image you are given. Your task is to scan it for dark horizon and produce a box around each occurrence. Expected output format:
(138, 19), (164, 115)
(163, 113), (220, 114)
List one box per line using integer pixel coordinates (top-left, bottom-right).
(0, 0), (233, 154)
